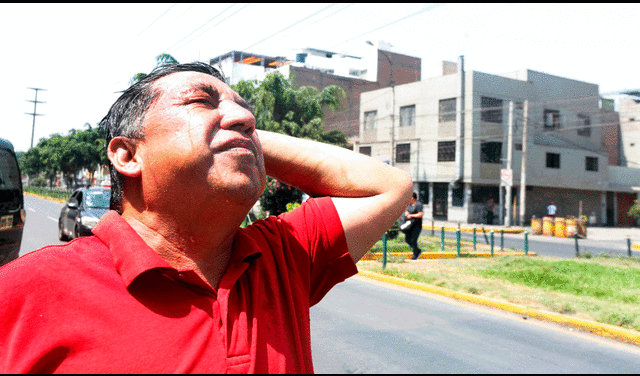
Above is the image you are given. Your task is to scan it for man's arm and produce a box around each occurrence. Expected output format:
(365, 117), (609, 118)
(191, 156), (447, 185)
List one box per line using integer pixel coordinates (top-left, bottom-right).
(257, 130), (413, 262)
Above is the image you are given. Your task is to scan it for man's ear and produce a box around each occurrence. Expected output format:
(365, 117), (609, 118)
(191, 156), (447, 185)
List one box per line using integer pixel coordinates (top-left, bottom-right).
(108, 137), (142, 178)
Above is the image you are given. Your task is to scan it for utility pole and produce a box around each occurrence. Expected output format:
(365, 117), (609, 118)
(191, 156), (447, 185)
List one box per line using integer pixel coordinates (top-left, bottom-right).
(25, 87), (46, 149)
(504, 101), (514, 227)
(519, 100), (529, 226)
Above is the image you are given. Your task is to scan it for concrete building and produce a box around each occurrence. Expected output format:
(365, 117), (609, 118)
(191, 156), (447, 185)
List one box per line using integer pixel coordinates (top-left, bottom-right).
(210, 42), (421, 138)
(357, 59), (640, 226)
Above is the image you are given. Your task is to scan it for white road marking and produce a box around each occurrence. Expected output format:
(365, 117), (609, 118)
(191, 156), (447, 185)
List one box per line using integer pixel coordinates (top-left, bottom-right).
(28, 208), (35, 212)
(47, 216), (57, 222)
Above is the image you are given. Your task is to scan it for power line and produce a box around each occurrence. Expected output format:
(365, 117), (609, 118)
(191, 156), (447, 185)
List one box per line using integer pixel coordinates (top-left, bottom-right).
(137, 3), (178, 37)
(165, 3), (242, 55)
(330, 3), (446, 50)
(242, 3), (337, 51)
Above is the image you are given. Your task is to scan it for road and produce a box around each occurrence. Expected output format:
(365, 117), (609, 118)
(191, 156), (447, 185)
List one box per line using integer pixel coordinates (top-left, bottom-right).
(310, 276), (640, 373)
(19, 195), (640, 373)
(20, 195), (65, 257)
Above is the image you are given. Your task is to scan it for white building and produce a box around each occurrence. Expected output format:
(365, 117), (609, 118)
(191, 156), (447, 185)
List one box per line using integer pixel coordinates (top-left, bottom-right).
(357, 59), (640, 226)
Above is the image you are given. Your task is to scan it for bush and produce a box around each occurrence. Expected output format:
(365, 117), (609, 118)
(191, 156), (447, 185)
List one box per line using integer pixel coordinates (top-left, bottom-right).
(29, 176), (47, 187)
(260, 177), (303, 217)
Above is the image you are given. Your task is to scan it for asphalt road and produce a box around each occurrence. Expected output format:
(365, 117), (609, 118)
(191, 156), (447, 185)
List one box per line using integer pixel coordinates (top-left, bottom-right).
(310, 276), (640, 373)
(20, 194), (65, 257)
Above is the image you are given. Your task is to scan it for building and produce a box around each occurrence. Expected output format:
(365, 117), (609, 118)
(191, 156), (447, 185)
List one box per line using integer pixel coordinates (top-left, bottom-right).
(210, 42), (421, 138)
(357, 59), (640, 226)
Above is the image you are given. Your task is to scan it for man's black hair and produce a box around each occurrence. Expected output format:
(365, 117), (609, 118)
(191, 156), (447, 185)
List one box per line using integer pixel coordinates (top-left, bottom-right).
(99, 62), (225, 214)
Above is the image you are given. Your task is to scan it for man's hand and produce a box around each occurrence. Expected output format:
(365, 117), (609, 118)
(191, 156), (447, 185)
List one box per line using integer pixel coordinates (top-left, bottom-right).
(257, 130), (413, 262)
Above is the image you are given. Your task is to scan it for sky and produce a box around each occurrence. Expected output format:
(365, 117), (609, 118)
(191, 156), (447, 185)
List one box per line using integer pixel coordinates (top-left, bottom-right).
(2, 3), (639, 153)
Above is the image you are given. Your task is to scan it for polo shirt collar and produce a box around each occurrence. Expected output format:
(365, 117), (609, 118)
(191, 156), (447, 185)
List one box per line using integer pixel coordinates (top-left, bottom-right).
(93, 211), (263, 289)
(93, 211), (174, 287)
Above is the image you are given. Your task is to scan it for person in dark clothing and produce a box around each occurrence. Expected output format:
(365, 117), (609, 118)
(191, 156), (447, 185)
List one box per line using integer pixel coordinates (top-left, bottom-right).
(486, 198), (495, 225)
(404, 192), (424, 260)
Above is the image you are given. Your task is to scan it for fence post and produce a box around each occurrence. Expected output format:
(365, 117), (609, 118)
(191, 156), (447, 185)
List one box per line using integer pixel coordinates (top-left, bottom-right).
(473, 225), (477, 252)
(524, 231), (529, 256)
(500, 230), (504, 252)
(490, 230), (494, 257)
(382, 233), (387, 269)
(456, 228), (461, 257)
(441, 226), (445, 252)
(574, 233), (580, 257)
(432, 220), (435, 236)
(628, 237), (632, 258)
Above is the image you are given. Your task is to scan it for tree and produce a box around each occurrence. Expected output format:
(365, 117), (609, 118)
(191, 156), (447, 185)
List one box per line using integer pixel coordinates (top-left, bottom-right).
(20, 124), (106, 188)
(232, 72), (349, 216)
(628, 200), (640, 222)
(129, 53), (179, 85)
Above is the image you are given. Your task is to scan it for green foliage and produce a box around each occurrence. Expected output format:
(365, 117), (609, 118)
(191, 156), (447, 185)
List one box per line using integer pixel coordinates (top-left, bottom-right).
(628, 200), (640, 220)
(21, 123), (106, 188)
(129, 53), (179, 85)
(29, 176), (47, 187)
(477, 256), (640, 304)
(260, 177), (303, 217)
(232, 72), (348, 147)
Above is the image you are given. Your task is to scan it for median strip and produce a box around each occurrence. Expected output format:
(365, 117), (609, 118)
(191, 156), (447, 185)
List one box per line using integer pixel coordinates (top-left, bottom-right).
(357, 268), (640, 348)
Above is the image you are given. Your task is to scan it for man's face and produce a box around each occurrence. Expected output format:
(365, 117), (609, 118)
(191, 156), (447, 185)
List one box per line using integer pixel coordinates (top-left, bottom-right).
(134, 71), (266, 213)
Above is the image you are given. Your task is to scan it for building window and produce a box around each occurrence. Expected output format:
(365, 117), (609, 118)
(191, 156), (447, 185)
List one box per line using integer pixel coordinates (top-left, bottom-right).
(359, 146), (371, 156)
(438, 141), (456, 162)
(481, 97), (503, 123)
(364, 111), (377, 130)
(396, 143), (410, 163)
(452, 185), (464, 207)
(546, 152), (561, 169)
(439, 98), (457, 122)
(399, 105), (415, 127)
(577, 114), (591, 136)
(480, 142), (502, 163)
(544, 109), (561, 129)
(586, 156), (598, 171)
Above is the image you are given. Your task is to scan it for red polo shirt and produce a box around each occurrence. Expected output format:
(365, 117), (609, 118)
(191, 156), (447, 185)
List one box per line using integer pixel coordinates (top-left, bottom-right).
(0, 197), (357, 373)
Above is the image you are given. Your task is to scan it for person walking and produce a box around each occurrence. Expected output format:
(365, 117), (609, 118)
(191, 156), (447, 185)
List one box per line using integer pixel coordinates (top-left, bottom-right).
(547, 201), (557, 219)
(404, 192), (424, 260)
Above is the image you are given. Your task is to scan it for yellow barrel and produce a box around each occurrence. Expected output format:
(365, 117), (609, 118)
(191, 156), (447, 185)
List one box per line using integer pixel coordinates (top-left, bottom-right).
(531, 217), (542, 234)
(554, 217), (566, 237)
(542, 216), (554, 235)
(565, 219), (577, 238)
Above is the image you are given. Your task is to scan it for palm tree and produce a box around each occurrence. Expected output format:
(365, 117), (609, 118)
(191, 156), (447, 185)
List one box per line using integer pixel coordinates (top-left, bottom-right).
(129, 53), (179, 85)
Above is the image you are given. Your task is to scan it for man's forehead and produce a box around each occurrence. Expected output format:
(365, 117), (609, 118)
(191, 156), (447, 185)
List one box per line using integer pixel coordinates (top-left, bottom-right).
(153, 71), (249, 107)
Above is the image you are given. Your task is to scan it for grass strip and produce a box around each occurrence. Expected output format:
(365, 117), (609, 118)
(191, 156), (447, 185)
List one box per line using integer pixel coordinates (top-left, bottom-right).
(357, 254), (640, 333)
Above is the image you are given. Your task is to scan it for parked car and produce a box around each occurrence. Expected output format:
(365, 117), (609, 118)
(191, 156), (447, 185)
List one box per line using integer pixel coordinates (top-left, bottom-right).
(58, 187), (110, 241)
(0, 138), (26, 266)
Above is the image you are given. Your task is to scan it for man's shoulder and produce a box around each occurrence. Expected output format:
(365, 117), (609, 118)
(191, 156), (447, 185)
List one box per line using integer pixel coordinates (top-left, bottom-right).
(0, 236), (111, 288)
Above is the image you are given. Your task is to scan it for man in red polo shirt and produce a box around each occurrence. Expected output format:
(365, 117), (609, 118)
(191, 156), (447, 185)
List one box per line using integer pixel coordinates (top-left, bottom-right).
(0, 62), (412, 373)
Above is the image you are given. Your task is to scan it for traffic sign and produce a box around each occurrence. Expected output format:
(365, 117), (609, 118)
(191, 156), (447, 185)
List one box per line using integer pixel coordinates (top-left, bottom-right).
(501, 168), (513, 187)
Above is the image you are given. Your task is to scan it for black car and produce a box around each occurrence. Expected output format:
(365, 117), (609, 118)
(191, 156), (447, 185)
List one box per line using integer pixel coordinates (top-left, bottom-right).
(58, 187), (110, 241)
(0, 138), (26, 266)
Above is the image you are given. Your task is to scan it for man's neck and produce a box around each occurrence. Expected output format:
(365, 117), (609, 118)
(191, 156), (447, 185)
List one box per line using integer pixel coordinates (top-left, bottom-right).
(121, 208), (242, 290)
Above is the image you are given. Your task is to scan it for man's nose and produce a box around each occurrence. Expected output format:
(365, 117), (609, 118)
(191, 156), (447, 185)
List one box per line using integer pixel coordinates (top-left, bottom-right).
(219, 100), (256, 134)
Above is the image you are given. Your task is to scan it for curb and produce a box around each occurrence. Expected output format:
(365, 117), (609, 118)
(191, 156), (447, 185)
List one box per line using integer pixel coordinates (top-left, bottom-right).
(423, 225), (524, 234)
(357, 269), (640, 348)
(360, 251), (536, 261)
(24, 192), (66, 204)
